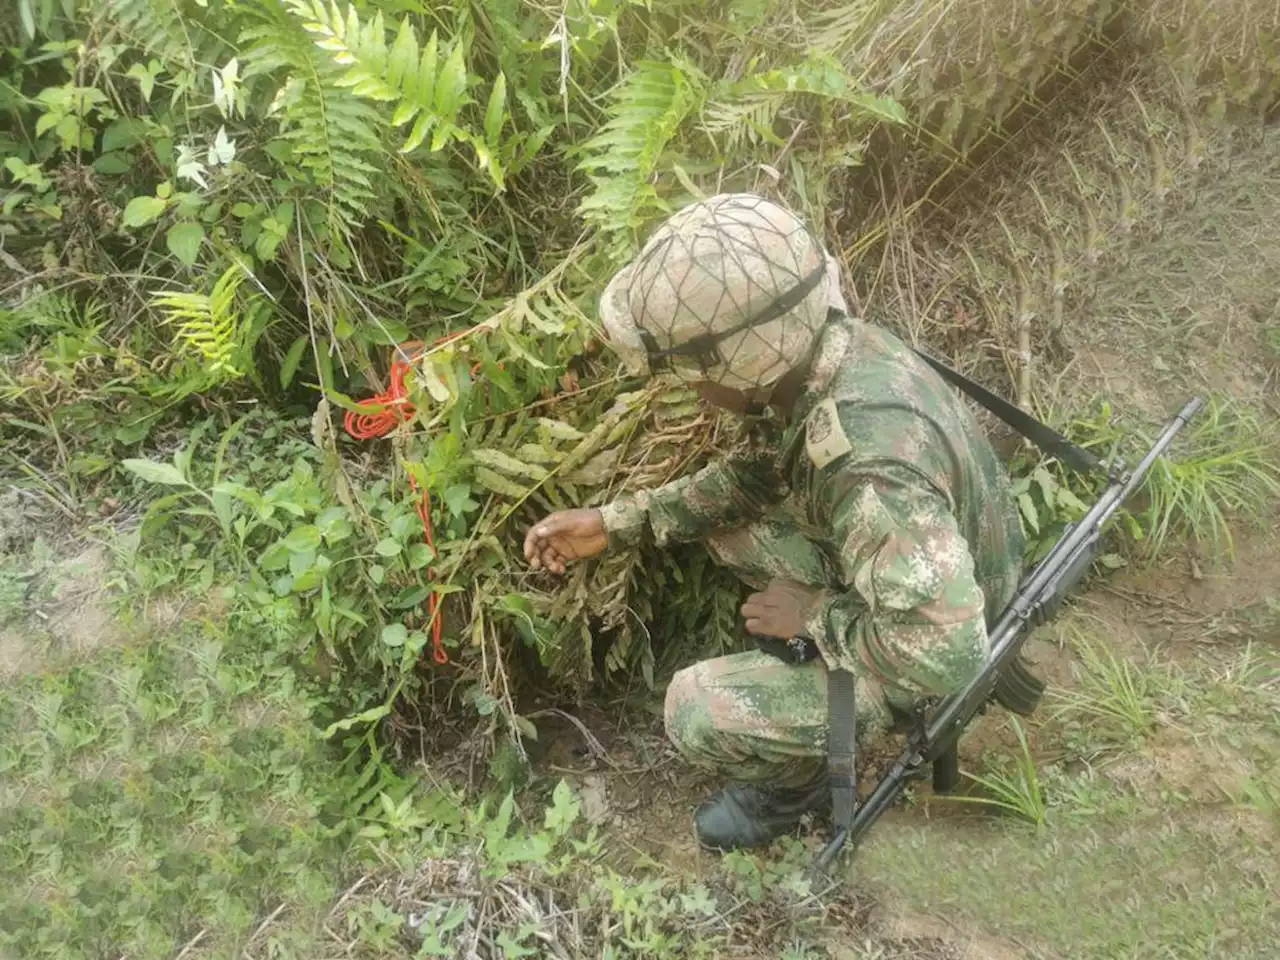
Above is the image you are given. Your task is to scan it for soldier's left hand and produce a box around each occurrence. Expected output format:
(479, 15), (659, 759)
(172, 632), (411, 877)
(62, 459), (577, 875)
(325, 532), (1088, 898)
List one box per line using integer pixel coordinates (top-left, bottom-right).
(741, 579), (824, 639)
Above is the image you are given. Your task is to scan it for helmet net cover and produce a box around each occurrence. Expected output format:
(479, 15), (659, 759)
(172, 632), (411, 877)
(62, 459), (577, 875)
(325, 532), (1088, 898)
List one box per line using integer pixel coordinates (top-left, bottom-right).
(599, 193), (844, 391)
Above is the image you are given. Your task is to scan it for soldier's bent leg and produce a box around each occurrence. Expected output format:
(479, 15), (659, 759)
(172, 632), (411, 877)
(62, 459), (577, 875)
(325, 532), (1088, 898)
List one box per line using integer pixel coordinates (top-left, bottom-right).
(664, 650), (892, 790)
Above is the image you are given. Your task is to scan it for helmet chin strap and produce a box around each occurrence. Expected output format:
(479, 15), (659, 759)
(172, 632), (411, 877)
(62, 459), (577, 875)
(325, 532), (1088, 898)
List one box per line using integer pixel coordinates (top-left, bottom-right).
(740, 380), (780, 420)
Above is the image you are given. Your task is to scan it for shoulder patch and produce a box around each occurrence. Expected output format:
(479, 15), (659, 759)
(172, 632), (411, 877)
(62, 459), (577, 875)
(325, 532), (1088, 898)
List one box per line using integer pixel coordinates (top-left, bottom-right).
(805, 398), (853, 469)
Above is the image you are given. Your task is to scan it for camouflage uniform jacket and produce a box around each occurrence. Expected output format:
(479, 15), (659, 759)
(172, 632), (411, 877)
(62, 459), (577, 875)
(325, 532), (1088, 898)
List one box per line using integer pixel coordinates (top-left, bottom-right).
(600, 314), (1026, 696)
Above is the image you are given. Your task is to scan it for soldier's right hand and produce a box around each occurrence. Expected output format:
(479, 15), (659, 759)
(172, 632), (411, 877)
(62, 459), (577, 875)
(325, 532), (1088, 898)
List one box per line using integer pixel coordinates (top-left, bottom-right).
(523, 509), (608, 574)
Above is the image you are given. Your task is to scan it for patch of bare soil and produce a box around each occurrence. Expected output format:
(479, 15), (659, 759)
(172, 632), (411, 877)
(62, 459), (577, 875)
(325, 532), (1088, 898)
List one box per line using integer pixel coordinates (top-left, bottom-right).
(0, 544), (122, 681)
(869, 908), (1035, 960)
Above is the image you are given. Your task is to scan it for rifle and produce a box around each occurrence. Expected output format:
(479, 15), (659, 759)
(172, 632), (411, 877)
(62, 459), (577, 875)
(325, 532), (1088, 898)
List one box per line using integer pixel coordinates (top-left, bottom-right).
(815, 396), (1204, 873)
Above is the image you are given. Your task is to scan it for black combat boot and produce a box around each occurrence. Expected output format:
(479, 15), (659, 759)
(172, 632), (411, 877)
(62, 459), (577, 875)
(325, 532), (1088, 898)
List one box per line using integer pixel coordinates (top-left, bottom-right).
(694, 778), (828, 851)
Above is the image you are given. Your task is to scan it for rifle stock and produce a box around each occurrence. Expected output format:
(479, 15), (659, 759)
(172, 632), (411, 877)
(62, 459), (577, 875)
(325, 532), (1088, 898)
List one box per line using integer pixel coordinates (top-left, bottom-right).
(814, 397), (1203, 874)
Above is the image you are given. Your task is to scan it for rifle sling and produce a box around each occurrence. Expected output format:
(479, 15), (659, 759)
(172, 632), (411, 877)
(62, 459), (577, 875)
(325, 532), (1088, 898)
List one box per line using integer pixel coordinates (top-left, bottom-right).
(912, 348), (1104, 477)
(827, 668), (857, 832)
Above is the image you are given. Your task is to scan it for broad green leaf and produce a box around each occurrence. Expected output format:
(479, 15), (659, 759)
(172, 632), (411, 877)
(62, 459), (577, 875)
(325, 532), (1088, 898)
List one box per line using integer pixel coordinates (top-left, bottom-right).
(400, 111), (435, 154)
(390, 101), (419, 127)
(1017, 492), (1040, 534)
(442, 484), (478, 517)
(103, 118), (146, 153)
(122, 458), (188, 486)
(121, 195), (167, 228)
(1057, 486), (1088, 514)
(126, 62), (156, 102)
(430, 119), (457, 153)
(434, 43), (467, 122)
(500, 334), (549, 370)
(315, 505), (351, 541)
(279, 335), (309, 389)
(390, 585), (428, 610)
(418, 359), (451, 402)
(35, 112), (58, 139)
(19, 0), (35, 41)
(407, 543), (434, 569)
(211, 481), (263, 510)
(283, 524), (322, 552)
(375, 538), (402, 557)
(165, 222), (204, 266)
(288, 548), (315, 577)
(544, 779), (581, 834)
(258, 541), (290, 572)
(381, 623), (408, 647)
(847, 90), (907, 125)
(417, 29), (439, 108)
(484, 73), (506, 147)
(1033, 467), (1056, 510)
(386, 17), (416, 92)
(92, 152), (132, 175)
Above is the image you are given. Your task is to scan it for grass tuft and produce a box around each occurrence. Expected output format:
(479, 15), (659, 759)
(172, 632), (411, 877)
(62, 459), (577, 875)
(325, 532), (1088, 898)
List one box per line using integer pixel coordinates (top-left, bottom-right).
(947, 716), (1048, 827)
(1051, 626), (1161, 747)
(1140, 398), (1280, 561)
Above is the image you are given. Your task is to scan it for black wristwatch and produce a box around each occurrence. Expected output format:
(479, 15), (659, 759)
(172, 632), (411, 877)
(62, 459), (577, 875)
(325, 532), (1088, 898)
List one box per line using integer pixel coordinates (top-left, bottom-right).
(754, 633), (820, 665)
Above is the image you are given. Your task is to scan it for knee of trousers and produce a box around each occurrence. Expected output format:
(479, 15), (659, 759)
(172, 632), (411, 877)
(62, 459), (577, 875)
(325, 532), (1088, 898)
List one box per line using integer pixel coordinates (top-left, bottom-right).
(663, 663), (717, 759)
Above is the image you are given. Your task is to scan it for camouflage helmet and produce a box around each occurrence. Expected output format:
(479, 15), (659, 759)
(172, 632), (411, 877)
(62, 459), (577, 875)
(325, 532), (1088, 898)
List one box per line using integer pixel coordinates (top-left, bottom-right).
(599, 193), (847, 392)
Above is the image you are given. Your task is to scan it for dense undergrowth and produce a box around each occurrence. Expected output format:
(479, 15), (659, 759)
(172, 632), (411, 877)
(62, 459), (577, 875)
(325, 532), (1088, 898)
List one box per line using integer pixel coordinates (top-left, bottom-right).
(5, 0), (1275, 752)
(2, 1), (1280, 956)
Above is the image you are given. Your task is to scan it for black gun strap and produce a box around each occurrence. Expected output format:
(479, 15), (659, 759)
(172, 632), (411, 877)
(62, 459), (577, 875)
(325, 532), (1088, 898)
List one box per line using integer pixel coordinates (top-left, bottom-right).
(827, 668), (857, 832)
(913, 349), (1104, 477)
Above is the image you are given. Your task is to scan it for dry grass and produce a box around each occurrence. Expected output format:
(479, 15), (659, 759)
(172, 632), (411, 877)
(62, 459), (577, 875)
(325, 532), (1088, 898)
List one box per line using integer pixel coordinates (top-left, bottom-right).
(807, 0), (1121, 154)
(840, 59), (1280, 431)
(1134, 0), (1280, 117)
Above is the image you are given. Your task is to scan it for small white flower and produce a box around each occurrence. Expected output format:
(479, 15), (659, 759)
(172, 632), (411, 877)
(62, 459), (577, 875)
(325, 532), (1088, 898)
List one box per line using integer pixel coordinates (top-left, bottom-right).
(207, 125), (236, 167)
(176, 144), (209, 189)
(212, 57), (240, 118)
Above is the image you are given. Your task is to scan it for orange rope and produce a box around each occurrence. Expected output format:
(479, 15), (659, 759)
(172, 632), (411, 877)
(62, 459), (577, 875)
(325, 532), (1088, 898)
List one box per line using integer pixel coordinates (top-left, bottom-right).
(342, 340), (447, 665)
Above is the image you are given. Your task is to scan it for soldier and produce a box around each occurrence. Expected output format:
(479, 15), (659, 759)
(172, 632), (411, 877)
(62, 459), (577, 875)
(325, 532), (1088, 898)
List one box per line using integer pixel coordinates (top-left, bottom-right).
(523, 194), (1025, 851)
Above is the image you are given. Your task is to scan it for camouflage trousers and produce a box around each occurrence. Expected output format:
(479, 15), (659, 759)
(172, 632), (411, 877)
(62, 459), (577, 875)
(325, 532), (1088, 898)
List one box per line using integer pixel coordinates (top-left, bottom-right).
(663, 517), (898, 790)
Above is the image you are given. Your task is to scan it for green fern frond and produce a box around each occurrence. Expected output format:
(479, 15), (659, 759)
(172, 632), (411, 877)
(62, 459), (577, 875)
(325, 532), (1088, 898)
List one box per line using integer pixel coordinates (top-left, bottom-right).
(103, 0), (228, 72)
(240, 2), (384, 235)
(577, 60), (708, 238)
(287, 0), (469, 150)
(284, 1), (511, 187)
(701, 94), (787, 151)
(152, 265), (248, 382)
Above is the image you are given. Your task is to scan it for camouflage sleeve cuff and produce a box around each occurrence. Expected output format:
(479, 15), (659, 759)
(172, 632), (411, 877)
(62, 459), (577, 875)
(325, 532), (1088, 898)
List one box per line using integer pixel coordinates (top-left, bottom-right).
(804, 589), (880, 679)
(599, 496), (649, 550)
(803, 591), (847, 673)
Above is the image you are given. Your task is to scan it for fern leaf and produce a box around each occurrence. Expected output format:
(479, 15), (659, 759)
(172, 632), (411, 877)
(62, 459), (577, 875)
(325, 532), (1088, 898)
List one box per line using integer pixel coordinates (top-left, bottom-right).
(577, 60), (708, 237)
(283, 0), (511, 189)
(152, 266), (248, 381)
(103, 0), (228, 72)
(240, 3), (383, 236)
(285, 1), (473, 145)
